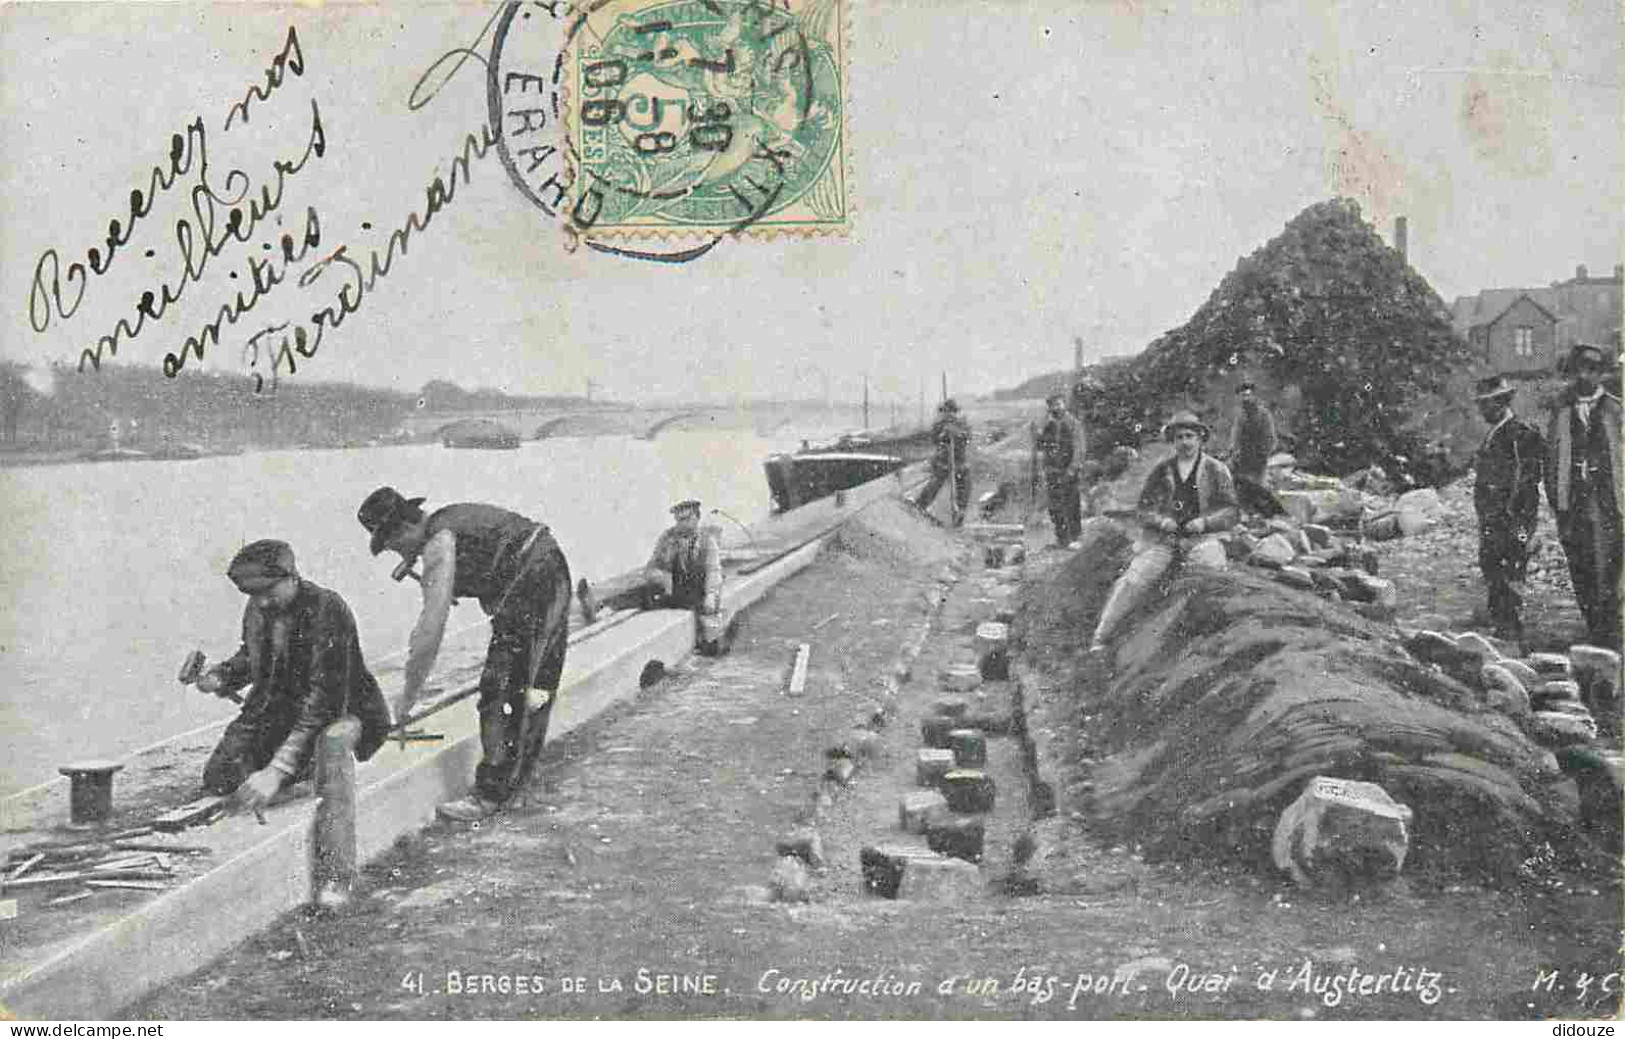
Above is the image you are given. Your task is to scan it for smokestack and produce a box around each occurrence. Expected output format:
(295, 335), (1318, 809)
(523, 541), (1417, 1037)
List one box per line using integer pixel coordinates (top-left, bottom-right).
(1394, 216), (1408, 264)
(1073, 336), (1083, 373)
(1577, 264), (1589, 280)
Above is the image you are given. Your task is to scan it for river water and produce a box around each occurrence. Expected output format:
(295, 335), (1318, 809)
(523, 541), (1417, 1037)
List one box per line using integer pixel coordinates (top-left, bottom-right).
(0, 425), (838, 798)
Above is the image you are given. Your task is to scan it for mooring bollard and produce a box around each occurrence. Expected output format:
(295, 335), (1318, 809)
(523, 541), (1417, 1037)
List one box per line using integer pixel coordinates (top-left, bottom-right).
(312, 717), (361, 909)
(58, 761), (123, 827)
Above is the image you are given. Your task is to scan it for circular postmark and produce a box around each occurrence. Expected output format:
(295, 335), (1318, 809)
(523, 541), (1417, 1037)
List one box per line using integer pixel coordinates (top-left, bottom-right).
(489, 0), (846, 261)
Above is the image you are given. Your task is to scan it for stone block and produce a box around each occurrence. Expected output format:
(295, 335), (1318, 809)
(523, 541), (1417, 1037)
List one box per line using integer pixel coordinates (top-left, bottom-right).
(1453, 632), (1502, 661)
(916, 748), (956, 787)
(921, 716), (958, 748)
(975, 621), (1009, 654)
(1354, 601), (1396, 622)
(941, 769), (996, 814)
(769, 855), (811, 903)
(1527, 653), (1573, 677)
(1252, 533), (1296, 569)
(900, 790), (948, 833)
(1276, 566), (1315, 590)
(1222, 532), (1256, 562)
(933, 697), (971, 719)
(859, 843), (928, 899)
(1395, 509), (1434, 536)
(1532, 679), (1583, 702)
(1569, 645), (1622, 707)
(940, 664), (983, 693)
(1499, 659), (1542, 687)
(825, 756), (857, 785)
(1480, 664), (1530, 717)
(898, 854), (983, 901)
(961, 710), (1013, 736)
(1271, 776), (1413, 887)
(1538, 698), (1593, 719)
(1302, 524), (1335, 550)
(835, 730), (885, 763)
(947, 728), (988, 768)
(1350, 574), (1396, 610)
(1529, 710), (1597, 745)
(1406, 630), (1471, 667)
(925, 815), (986, 863)
(775, 829), (826, 869)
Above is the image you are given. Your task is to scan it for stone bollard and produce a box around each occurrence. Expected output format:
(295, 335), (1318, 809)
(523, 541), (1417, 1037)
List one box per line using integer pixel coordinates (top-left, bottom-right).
(312, 717), (361, 909)
(947, 729), (988, 768)
(770, 855), (811, 902)
(775, 829), (826, 869)
(941, 769), (996, 813)
(916, 748), (956, 787)
(940, 664), (983, 693)
(900, 790), (948, 833)
(926, 816), (985, 863)
(975, 621), (1010, 680)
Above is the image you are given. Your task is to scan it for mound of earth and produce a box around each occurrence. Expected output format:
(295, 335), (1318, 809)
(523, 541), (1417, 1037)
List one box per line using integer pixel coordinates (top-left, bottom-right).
(1018, 520), (1593, 883)
(829, 497), (963, 569)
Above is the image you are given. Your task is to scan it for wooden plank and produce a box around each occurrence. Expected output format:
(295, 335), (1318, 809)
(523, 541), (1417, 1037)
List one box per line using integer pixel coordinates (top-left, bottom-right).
(45, 891), (94, 907)
(787, 643), (811, 696)
(7, 854), (44, 881)
(83, 880), (170, 892)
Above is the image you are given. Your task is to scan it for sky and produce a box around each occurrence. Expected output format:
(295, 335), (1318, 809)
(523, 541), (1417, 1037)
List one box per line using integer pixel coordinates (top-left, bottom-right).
(0, 0), (1619, 405)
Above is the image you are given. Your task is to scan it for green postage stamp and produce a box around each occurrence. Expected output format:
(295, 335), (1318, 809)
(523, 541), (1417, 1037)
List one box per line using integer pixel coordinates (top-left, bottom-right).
(565, 0), (849, 238)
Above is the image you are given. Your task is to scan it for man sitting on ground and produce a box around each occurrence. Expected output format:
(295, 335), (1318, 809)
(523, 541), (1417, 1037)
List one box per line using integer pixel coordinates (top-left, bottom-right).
(1088, 411), (1238, 655)
(577, 499), (730, 654)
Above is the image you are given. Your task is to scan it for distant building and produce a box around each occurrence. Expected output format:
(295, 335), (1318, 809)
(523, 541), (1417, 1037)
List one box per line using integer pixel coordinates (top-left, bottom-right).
(1451, 264), (1623, 373)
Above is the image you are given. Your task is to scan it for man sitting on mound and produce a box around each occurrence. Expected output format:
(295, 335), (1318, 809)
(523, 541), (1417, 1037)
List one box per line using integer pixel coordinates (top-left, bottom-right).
(1088, 411), (1238, 655)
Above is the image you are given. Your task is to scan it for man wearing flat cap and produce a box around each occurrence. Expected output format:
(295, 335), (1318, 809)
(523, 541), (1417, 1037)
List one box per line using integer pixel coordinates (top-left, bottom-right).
(1088, 410), (1238, 654)
(358, 488), (573, 821)
(577, 499), (729, 653)
(913, 398), (972, 525)
(196, 540), (391, 810)
(1544, 344), (1622, 650)
(1472, 374), (1545, 641)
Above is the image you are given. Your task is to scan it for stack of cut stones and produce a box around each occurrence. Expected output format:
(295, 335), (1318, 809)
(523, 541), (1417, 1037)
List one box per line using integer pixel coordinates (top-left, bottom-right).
(1403, 629), (1622, 748)
(1221, 516), (1397, 620)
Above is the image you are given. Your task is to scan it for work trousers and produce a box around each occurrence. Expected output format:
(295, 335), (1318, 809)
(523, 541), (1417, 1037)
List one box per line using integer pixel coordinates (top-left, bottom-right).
(1092, 534), (1228, 644)
(202, 707), (309, 796)
(1045, 469), (1082, 545)
(916, 465), (971, 521)
(475, 539), (572, 805)
(1557, 486), (1622, 651)
(1477, 515), (1534, 636)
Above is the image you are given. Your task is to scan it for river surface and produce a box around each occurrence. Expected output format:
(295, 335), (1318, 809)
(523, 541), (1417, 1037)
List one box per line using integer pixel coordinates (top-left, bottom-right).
(0, 427), (836, 798)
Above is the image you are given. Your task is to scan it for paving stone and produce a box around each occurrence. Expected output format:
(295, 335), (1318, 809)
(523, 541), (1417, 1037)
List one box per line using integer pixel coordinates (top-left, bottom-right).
(825, 756), (857, 785)
(921, 716), (958, 749)
(932, 697), (971, 719)
(1251, 533), (1296, 568)
(941, 769), (997, 814)
(1276, 566), (1315, 590)
(939, 664), (983, 693)
(900, 790), (948, 833)
(775, 829), (826, 869)
(1499, 659), (1542, 687)
(1302, 524), (1334, 550)
(916, 748), (956, 787)
(961, 710), (1013, 736)
(925, 815), (986, 863)
(1569, 645), (1622, 706)
(1453, 632), (1502, 661)
(1480, 663), (1530, 717)
(769, 855), (812, 902)
(1529, 711), (1597, 745)
(898, 854), (983, 901)
(947, 729), (987, 768)
(859, 843), (928, 899)
(1527, 653), (1573, 677)
(1538, 698), (1593, 719)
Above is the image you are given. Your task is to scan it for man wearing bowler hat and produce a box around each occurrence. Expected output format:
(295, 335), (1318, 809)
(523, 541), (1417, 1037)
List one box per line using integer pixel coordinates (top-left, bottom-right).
(1471, 375), (1546, 641)
(577, 499), (729, 654)
(1088, 410), (1238, 655)
(197, 540), (391, 811)
(357, 488), (573, 821)
(1544, 344), (1622, 650)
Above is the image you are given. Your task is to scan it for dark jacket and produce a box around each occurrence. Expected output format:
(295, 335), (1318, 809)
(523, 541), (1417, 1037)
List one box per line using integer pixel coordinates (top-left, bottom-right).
(1545, 390), (1622, 516)
(930, 414), (971, 471)
(1036, 411), (1086, 474)
(1474, 414), (1545, 530)
(1228, 404), (1277, 481)
(1136, 452), (1239, 534)
(214, 580), (391, 774)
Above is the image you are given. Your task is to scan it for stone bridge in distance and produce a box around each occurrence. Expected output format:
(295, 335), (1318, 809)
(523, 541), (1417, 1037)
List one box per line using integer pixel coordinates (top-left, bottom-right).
(397, 401), (874, 443)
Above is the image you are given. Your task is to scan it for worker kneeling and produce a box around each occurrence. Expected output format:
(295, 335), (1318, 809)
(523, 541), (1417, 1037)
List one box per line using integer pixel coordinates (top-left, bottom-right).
(196, 540), (391, 811)
(577, 499), (732, 655)
(1088, 411), (1238, 654)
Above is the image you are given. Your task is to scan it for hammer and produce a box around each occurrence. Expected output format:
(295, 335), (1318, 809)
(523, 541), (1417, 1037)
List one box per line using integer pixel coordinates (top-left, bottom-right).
(177, 651), (243, 704)
(391, 559), (422, 584)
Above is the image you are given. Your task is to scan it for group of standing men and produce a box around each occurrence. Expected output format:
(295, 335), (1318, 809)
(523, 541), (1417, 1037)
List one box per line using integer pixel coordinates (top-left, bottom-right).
(195, 488), (726, 824)
(1473, 343), (1620, 650)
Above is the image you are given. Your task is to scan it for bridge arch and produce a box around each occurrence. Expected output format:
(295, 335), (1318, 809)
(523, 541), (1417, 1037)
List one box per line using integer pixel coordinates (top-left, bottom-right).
(639, 411), (707, 440)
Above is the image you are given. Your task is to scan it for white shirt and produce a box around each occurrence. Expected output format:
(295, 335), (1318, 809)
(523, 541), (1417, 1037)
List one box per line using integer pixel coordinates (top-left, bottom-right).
(1573, 388), (1603, 428)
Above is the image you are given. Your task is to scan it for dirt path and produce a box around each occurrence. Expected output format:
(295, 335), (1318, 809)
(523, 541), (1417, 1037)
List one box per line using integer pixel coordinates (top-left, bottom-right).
(125, 484), (1620, 1022)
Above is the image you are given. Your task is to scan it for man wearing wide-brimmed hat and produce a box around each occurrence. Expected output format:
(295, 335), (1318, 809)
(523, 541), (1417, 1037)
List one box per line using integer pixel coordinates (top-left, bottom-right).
(357, 487), (573, 821)
(196, 540), (391, 810)
(1088, 410), (1238, 654)
(1472, 374), (1546, 641)
(1544, 344), (1622, 650)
